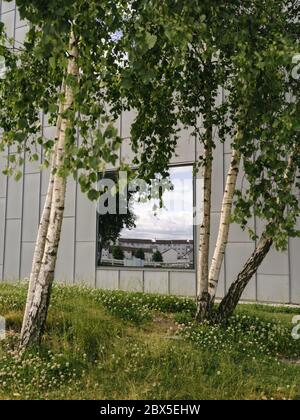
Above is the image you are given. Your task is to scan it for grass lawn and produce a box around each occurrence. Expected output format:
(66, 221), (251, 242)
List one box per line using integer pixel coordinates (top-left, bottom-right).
(0, 283), (300, 400)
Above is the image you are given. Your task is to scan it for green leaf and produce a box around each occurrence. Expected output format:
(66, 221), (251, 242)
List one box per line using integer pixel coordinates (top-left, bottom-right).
(49, 57), (56, 69)
(87, 189), (100, 201)
(145, 32), (157, 50)
(14, 171), (23, 182)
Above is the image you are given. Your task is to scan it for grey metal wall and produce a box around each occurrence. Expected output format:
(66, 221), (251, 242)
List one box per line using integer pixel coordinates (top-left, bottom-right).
(1, 1), (299, 303)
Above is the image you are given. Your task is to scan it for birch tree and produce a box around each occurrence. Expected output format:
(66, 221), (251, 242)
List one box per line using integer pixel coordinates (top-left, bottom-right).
(207, 148), (241, 303)
(116, 0), (242, 320)
(20, 30), (80, 346)
(0, 0), (130, 348)
(206, 1), (300, 321)
(216, 66), (300, 321)
(217, 143), (300, 322)
(114, 0), (300, 321)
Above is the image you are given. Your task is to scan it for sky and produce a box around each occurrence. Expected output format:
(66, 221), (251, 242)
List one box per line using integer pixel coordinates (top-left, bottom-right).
(121, 166), (194, 241)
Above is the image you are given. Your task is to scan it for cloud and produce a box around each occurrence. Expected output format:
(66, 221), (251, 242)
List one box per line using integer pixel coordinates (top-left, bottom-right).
(121, 166), (194, 240)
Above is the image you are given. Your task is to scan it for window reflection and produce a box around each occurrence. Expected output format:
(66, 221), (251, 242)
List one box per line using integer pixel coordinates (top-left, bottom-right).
(97, 166), (194, 269)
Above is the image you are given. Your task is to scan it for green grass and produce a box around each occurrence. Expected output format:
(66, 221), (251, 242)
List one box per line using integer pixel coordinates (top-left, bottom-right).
(0, 283), (300, 400)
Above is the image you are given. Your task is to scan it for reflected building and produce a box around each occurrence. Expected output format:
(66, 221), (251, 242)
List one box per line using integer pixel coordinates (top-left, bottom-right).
(97, 166), (195, 269)
(100, 238), (194, 268)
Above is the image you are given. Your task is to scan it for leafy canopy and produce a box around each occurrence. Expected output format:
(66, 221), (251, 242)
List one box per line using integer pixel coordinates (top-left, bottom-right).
(108, 0), (300, 249)
(0, 0), (131, 198)
(1, 0), (300, 250)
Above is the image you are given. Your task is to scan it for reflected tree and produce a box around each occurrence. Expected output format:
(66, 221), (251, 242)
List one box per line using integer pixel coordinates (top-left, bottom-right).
(152, 250), (163, 263)
(97, 189), (136, 265)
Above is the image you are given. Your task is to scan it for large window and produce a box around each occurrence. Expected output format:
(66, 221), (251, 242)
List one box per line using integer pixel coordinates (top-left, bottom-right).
(97, 165), (194, 269)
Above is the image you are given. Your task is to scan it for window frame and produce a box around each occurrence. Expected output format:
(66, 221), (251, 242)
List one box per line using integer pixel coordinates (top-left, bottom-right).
(95, 163), (197, 272)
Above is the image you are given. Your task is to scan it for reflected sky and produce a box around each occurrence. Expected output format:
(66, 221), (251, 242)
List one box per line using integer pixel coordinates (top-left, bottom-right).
(121, 166), (194, 240)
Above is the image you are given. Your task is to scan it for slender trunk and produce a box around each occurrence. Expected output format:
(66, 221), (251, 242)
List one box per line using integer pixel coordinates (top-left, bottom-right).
(208, 148), (241, 301)
(20, 161), (68, 347)
(21, 153), (55, 338)
(21, 112), (63, 338)
(20, 31), (79, 349)
(216, 234), (273, 322)
(216, 143), (300, 323)
(195, 127), (213, 322)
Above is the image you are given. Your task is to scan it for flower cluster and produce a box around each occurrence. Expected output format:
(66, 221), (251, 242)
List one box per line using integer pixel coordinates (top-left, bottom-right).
(93, 292), (153, 324)
(0, 335), (83, 399)
(180, 314), (300, 362)
(0, 288), (26, 313)
(90, 290), (195, 324)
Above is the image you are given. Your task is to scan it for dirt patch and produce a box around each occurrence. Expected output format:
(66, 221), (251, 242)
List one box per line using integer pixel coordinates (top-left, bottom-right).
(280, 358), (300, 366)
(151, 314), (179, 335)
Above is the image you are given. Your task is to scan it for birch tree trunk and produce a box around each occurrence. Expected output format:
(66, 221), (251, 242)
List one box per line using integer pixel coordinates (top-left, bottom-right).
(215, 143), (300, 323)
(20, 31), (79, 349)
(20, 151), (55, 339)
(195, 127), (213, 322)
(20, 110), (63, 339)
(216, 234), (273, 322)
(208, 148), (240, 302)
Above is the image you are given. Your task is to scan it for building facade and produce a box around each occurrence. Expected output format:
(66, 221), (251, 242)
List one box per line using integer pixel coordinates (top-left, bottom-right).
(0, 1), (300, 304)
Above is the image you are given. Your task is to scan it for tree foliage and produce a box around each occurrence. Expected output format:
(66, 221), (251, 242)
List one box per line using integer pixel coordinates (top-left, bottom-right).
(0, 0), (136, 348)
(0, 0), (130, 195)
(106, 0), (300, 320)
(110, 0), (300, 247)
(97, 188), (136, 264)
(1, 0), (300, 330)
(135, 249), (145, 260)
(112, 245), (124, 260)
(152, 250), (163, 263)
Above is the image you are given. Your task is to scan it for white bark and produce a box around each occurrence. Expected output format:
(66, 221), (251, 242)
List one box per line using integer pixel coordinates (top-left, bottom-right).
(197, 153), (212, 293)
(216, 142), (300, 322)
(20, 111), (63, 339)
(196, 133), (213, 321)
(216, 233), (272, 321)
(208, 148), (241, 299)
(20, 31), (79, 349)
